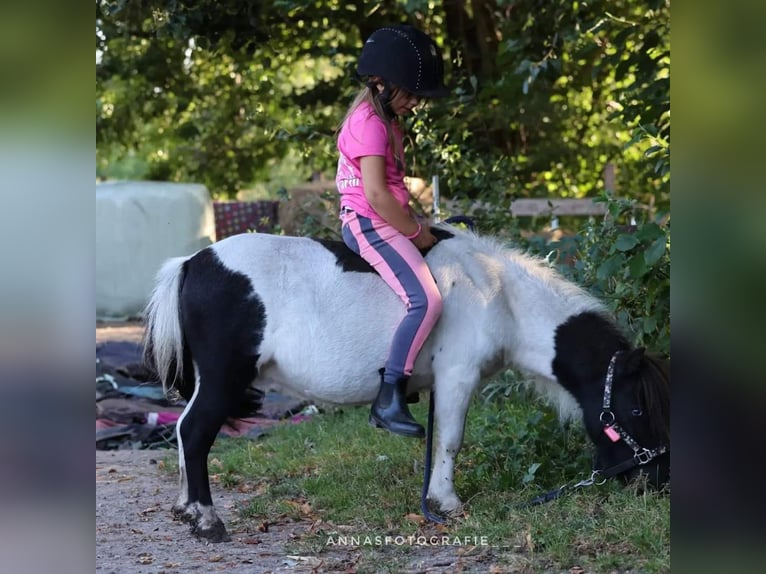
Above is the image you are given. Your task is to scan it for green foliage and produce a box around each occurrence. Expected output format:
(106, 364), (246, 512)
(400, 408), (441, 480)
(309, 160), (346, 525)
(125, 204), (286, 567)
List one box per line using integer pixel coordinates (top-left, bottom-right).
(545, 192), (671, 356)
(97, 0), (670, 208)
(97, 0), (354, 196)
(461, 379), (592, 493)
(408, 0), (669, 213)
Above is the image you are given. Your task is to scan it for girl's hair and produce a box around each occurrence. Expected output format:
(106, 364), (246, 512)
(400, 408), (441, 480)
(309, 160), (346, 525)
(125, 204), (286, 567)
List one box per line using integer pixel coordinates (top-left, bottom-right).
(336, 85), (405, 173)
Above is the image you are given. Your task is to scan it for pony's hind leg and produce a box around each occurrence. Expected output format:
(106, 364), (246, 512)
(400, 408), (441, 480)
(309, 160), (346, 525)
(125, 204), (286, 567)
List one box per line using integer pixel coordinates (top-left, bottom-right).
(174, 357), (257, 542)
(175, 367), (232, 542)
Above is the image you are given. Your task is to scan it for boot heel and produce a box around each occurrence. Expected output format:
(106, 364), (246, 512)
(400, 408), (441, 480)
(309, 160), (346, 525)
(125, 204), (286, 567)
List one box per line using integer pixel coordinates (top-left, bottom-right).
(370, 373), (425, 438)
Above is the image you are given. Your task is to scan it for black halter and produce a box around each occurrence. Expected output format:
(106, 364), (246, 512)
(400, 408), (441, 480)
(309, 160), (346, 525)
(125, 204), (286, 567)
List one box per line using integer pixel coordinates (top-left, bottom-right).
(598, 352), (669, 476)
(517, 351), (669, 508)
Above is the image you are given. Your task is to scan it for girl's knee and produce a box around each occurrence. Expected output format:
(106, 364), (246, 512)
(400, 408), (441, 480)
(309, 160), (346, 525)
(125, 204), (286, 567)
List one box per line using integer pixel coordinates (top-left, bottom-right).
(427, 291), (443, 322)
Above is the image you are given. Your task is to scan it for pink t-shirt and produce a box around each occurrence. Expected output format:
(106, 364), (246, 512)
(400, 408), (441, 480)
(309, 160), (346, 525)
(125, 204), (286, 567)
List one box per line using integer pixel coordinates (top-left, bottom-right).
(336, 102), (410, 221)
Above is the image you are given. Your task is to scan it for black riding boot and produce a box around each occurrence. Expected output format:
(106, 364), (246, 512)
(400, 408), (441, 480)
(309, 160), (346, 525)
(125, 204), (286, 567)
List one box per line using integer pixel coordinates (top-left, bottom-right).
(369, 372), (425, 438)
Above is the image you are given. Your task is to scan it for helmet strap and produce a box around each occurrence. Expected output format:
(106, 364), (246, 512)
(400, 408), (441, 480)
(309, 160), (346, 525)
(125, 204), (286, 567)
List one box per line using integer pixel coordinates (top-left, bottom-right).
(367, 79), (397, 121)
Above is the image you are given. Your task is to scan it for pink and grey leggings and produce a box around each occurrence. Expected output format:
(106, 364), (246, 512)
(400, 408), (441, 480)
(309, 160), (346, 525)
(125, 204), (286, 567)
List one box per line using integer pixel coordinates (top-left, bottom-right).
(341, 210), (443, 386)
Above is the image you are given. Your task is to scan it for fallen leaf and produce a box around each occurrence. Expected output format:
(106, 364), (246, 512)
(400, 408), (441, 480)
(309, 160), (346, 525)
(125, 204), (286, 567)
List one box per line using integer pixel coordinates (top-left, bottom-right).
(405, 513), (426, 524)
(525, 530), (535, 552)
(307, 519), (323, 533)
(210, 457), (223, 469)
(457, 545), (483, 556)
(137, 553), (153, 565)
(284, 499), (313, 516)
(208, 554), (224, 562)
(258, 521), (269, 533)
(285, 555), (322, 567)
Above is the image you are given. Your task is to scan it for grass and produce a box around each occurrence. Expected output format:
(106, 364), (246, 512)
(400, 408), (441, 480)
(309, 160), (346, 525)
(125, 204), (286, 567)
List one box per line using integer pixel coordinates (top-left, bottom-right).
(169, 385), (670, 573)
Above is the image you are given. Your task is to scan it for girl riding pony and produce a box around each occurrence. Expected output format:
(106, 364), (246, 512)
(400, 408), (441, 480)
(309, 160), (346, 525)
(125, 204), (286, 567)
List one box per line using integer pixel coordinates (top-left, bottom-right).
(335, 25), (450, 438)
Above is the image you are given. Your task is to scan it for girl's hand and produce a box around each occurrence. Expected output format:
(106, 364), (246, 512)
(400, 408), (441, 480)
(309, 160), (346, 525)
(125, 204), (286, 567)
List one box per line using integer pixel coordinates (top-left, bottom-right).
(412, 226), (438, 249)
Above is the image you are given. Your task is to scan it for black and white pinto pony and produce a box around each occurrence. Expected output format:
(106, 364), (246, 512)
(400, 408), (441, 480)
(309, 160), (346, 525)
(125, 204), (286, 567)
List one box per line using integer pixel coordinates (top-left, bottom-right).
(144, 224), (670, 542)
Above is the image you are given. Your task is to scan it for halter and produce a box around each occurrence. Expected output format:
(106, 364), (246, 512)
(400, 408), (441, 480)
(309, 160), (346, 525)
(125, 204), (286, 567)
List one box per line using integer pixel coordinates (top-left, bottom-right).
(598, 352), (669, 473)
(515, 350), (669, 509)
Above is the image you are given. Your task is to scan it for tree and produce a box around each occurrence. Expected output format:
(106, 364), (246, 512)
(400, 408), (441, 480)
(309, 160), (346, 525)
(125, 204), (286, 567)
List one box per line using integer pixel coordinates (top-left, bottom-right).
(97, 0), (669, 208)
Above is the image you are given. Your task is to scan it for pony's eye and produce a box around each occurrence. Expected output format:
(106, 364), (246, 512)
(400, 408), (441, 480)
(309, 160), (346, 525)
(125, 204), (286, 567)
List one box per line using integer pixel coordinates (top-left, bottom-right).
(632, 408), (643, 417)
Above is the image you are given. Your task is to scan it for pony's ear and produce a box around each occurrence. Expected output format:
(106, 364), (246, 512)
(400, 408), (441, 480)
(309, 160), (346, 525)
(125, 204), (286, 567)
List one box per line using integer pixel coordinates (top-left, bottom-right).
(621, 347), (646, 375)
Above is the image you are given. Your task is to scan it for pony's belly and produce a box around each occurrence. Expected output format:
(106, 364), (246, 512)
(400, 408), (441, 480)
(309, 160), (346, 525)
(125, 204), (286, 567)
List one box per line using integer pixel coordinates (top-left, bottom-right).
(256, 364), (381, 405)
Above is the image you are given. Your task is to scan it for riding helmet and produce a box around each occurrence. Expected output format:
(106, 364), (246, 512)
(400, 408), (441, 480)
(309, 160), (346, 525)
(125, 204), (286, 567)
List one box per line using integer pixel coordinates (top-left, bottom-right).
(357, 25), (449, 98)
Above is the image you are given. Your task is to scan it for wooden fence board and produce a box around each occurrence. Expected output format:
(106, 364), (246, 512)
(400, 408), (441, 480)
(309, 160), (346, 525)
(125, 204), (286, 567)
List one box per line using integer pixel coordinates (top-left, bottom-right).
(510, 198), (607, 217)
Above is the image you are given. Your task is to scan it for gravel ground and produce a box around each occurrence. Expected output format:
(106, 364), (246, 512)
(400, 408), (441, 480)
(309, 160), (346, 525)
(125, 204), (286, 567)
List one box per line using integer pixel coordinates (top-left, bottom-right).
(96, 449), (323, 574)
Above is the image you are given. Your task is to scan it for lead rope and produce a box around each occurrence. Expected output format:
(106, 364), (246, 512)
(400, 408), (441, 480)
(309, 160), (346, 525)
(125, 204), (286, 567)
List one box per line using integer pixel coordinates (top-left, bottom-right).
(421, 390), (445, 523)
(515, 469), (608, 509)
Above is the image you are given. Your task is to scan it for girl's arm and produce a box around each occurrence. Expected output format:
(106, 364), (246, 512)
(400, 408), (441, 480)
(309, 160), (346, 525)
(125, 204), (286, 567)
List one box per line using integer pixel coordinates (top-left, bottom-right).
(360, 155), (437, 247)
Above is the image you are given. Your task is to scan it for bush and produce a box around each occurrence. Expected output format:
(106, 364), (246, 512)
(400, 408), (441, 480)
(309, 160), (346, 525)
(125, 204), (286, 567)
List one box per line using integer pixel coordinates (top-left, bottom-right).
(542, 191), (670, 356)
(461, 375), (592, 492)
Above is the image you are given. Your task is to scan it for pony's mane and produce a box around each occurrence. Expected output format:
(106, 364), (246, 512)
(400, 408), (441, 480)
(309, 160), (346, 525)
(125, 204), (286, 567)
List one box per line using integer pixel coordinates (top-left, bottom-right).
(639, 354), (671, 444)
(435, 223), (604, 316)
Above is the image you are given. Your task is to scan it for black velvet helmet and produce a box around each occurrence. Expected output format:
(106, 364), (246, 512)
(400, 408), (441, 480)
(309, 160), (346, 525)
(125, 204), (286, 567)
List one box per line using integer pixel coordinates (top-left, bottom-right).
(356, 25), (449, 98)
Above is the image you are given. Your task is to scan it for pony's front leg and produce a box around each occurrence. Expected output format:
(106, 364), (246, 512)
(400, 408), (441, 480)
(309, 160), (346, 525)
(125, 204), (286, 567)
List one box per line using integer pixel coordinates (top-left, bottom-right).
(426, 367), (479, 516)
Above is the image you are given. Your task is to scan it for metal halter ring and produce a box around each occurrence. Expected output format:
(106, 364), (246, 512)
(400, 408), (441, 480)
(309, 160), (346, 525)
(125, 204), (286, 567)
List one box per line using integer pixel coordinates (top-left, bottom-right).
(600, 411), (615, 425)
(592, 470), (607, 486)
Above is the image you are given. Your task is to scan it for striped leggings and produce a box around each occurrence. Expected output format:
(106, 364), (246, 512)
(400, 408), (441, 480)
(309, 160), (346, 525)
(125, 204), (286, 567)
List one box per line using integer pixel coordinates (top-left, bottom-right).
(341, 211), (443, 385)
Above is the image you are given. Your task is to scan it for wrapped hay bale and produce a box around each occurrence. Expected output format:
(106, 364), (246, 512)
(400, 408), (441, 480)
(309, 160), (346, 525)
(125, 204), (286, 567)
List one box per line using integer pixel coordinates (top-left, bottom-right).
(96, 181), (215, 318)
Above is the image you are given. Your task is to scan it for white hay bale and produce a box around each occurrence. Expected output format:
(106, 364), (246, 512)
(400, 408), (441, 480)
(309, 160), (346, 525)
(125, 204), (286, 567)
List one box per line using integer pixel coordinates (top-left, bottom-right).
(96, 181), (215, 319)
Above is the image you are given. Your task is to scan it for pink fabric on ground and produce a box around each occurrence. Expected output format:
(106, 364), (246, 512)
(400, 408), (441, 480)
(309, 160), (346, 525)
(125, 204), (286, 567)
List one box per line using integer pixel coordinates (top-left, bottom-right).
(154, 412), (180, 426)
(96, 419), (123, 431)
(219, 417), (282, 438)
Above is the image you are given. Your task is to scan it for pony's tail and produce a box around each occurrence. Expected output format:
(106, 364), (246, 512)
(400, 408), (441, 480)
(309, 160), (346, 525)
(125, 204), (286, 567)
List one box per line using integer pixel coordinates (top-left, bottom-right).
(143, 256), (190, 396)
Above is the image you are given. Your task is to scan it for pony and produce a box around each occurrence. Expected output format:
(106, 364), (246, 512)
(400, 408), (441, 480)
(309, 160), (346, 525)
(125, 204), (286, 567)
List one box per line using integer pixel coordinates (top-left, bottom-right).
(143, 224), (670, 542)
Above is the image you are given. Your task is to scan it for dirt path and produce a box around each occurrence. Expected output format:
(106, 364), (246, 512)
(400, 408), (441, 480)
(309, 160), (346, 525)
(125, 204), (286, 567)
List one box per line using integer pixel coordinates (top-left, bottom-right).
(96, 449), (317, 573)
(95, 322), (508, 573)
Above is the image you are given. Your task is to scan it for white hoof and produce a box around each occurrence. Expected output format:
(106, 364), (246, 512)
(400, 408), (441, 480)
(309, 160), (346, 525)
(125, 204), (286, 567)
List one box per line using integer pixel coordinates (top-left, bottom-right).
(426, 492), (463, 517)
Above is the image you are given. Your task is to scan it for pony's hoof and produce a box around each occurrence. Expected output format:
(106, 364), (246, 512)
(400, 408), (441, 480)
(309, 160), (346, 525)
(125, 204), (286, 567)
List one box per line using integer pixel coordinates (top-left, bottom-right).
(422, 500), (447, 524)
(426, 497), (463, 519)
(191, 518), (231, 543)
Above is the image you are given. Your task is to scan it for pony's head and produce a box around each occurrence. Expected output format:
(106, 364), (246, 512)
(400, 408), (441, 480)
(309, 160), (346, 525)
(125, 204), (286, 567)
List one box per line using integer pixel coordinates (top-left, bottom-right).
(592, 348), (670, 489)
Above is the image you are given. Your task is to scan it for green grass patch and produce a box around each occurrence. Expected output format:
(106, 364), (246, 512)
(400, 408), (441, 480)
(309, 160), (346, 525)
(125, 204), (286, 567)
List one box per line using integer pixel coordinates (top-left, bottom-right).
(179, 384), (669, 572)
